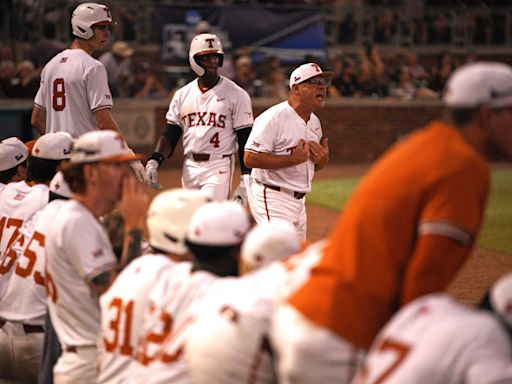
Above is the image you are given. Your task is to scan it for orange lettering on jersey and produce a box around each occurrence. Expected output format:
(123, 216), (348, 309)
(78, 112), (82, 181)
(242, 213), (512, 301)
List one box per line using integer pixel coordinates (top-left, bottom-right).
(207, 112), (217, 126)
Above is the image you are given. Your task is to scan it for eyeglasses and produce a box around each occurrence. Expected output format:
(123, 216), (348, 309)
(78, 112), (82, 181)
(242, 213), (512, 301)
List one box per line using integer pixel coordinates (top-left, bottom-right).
(301, 77), (328, 87)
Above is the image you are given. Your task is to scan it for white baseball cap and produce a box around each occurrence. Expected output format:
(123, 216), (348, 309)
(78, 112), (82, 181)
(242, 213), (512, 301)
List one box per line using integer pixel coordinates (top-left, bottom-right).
(443, 62), (512, 108)
(289, 62), (334, 88)
(241, 222), (301, 270)
(70, 130), (143, 164)
(0, 137), (29, 171)
(49, 171), (73, 198)
(490, 271), (512, 327)
(32, 132), (73, 160)
(186, 201), (251, 246)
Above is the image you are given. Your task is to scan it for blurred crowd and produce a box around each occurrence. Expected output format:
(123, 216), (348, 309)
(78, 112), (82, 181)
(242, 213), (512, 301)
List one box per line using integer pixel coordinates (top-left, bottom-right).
(1, 38), (481, 102)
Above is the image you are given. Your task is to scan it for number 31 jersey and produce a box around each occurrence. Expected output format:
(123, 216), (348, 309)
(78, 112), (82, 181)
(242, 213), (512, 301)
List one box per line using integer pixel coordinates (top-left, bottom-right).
(34, 48), (113, 137)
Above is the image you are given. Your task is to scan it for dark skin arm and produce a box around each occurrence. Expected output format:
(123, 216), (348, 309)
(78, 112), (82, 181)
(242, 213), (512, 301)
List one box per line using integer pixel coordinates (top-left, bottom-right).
(150, 123), (182, 165)
(236, 127), (252, 174)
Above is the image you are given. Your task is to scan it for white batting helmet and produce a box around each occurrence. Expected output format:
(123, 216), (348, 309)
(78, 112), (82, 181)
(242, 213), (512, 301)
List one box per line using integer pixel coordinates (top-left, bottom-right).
(241, 222), (301, 271)
(189, 33), (224, 77)
(490, 271), (512, 327)
(71, 2), (112, 40)
(146, 189), (209, 255)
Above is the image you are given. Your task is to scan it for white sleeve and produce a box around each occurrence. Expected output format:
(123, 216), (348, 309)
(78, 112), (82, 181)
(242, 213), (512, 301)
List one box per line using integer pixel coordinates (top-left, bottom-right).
(165, 91), (182, 126)
(244, 112), (276, 154)
(86, 63), (113, 112)
(34, 67), (47, 109)
(232, 89), (253, 130)
(63, 216), (117, 282)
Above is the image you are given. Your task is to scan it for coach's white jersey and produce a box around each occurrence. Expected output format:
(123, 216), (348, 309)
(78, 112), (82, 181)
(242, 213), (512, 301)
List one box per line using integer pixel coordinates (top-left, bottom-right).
(0, 199), (66, 326)
(245, 101), (322, 193)
(166, 76), (253, 156)
(0, 181), (49, 299)
(186, 262), (288, 384)
(355, 294), (512, 384)
(98, 253), (177, 384)
(46, 200), (117, 348)
(34, 48), (113, 137)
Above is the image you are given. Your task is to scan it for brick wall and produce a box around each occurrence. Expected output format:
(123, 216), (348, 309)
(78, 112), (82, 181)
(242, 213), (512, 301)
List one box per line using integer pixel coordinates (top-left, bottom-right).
(154, 99), (443, 166)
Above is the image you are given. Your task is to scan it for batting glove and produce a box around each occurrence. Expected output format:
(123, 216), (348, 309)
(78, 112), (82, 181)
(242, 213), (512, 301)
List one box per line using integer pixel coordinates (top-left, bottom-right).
(145, 159), (162, 190)
(232, 174), (250, 208)
(129, 160), (147, 184)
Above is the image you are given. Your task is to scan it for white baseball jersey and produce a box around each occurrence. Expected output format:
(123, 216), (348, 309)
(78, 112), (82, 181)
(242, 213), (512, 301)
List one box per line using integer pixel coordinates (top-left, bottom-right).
(0, 181), (49, 300)
(34, 48), (113, 137)
(129, 262), (211, 384)
(245, 100), (322, 193)
(98, 253), (177, 384)
(0, 199), (67, 326)
(185, 262), (289, 384)
(354, 294), (512, 384)
(46, 199), (117, 349)
(166, 76), (253, 156)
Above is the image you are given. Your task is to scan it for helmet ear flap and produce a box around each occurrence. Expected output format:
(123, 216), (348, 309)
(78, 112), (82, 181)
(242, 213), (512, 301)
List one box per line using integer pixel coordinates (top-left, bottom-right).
(71, 2), (112, 40)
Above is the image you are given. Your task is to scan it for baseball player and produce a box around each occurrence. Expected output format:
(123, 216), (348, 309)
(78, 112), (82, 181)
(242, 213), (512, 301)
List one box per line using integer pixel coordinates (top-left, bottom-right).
(129, 201), (251, 383)
(45, 130), (147, 383)
(144, 33), (253, 202)
(244, 62), (331, 240)
(352, 273), (512, 383)
(98, 188), (208, 384)
(270, 62), (512, 384)
(0, 171), (72, 383)
(31, 2), (146, 183)
(0, 132), (73, 300)
(0, 137), (29, 192)
(185, 222), (302, 384)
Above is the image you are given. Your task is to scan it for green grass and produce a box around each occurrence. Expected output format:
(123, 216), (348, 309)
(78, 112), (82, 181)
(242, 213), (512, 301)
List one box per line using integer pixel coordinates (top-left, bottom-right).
(308, 169), (512, 255)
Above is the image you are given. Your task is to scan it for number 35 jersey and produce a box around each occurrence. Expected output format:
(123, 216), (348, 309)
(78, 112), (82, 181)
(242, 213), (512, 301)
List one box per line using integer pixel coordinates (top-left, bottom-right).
(34, 48), (113, 137)
(166, 76), (253, 156)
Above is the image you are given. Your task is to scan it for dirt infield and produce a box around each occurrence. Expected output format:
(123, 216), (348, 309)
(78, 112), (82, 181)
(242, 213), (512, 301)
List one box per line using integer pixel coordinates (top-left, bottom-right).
(151, 163), (511, 305)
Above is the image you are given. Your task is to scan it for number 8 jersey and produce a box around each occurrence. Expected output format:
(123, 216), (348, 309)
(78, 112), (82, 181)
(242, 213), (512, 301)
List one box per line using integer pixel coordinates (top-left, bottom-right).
(34, 49), (113, 137)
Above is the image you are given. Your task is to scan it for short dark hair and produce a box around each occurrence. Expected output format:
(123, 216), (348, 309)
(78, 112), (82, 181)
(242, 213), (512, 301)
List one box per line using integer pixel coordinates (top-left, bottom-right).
(61, 162), (86, 194)
(443, 107), (480, 126)
(185, 239), (240, 277)
(27, 157), (61, 183)
(0, 160), (27, 184)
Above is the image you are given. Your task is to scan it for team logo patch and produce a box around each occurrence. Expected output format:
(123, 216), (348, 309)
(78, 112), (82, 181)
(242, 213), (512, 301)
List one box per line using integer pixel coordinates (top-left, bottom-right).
(106, 95), (112, 99)
(251, 141), (261, 148)
(14, 154), (23, 161)
(92, 249), (103, 258)
(217, 98), (225, 102)
(60, 57), (68, 63)
(14, 193), (25, 201)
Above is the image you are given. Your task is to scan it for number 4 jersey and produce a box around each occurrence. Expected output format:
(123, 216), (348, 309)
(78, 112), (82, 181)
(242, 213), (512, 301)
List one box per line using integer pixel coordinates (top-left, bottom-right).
(34, 48), (113, 138)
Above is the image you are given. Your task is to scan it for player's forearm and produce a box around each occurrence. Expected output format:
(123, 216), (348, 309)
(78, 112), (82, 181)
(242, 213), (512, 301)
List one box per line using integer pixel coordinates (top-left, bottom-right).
(244, 151), (304, 169)
(315, 154), (329, 171)
(31, 106), (46, 135)
(94, 108), (121, 132)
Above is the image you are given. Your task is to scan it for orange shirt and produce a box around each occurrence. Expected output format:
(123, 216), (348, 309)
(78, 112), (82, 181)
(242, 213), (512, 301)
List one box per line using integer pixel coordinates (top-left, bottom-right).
(289, 121), (490, 349)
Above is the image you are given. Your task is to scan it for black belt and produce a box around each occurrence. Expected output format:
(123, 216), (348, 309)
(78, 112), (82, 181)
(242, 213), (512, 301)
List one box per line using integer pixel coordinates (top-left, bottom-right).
(0, 319), (44, 333)
(262, 183), (306, 200)
(65, 345), (96, 353)
(191, 153), (231, 162)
